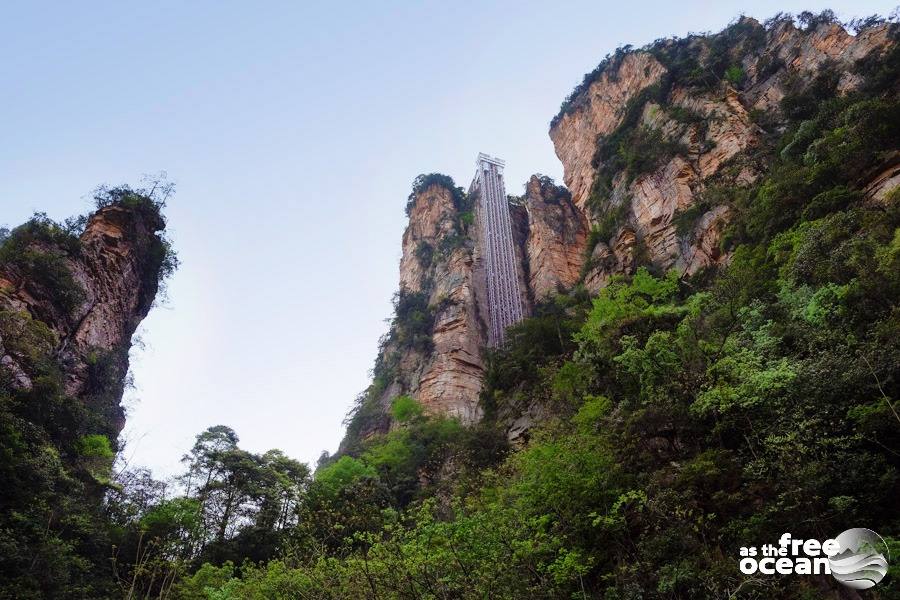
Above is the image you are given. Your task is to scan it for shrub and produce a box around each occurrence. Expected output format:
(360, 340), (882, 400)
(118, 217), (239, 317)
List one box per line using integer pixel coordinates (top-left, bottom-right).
(667, 105), (704, 126)
(414, 241), (434, 267)
(724, 64), (745, 86)
(796, 9), (839, 31)
(532, 175), (573, 205)
(314, 456), (377, 498)
(75, 434), (114, 458)
(588, 199), (631, 243)
(438, 233), (467, 256)
(392, 290), (435, 353)
(0, 213), (87, 314)
(779, 65), (841, 121)
(390, 395), (423, 423)
(592, 107), (688, 190)
(856, 38), (900, 95)
(0, 310), (58, 370)
(673, 201), (710, 236)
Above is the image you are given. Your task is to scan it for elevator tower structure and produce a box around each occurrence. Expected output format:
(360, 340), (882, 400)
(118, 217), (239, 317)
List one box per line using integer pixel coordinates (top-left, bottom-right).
(470, 153), (524, 346)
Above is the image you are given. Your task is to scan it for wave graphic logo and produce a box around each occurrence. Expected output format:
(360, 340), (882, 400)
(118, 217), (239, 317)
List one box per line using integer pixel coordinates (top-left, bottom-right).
(828, 528), (890, 589)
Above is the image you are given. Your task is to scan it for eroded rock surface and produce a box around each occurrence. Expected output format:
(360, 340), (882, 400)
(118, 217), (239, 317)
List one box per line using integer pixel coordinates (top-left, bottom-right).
(522, 176), (589, 300)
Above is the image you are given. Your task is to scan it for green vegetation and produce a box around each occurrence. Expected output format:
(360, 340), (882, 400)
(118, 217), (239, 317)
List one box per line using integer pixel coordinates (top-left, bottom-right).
(414, 241), (434, 267)
(589, 197), (631, 244)
(75, 433), (115, 458)
(390, 395), (423, 422)
(597, 124), (688, 186)
(672, 182), (750, 237)
(391, 290), (437, 353)
(724, 64), (745, 86)
(666, 104), (705, 126)
(0, 213), (85, 314)
(584, 81), (687, 215)
(533, 174), (574, 205)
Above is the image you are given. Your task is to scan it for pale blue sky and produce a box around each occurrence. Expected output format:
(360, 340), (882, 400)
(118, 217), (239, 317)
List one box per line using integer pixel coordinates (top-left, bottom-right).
(2, 0), (893, 477)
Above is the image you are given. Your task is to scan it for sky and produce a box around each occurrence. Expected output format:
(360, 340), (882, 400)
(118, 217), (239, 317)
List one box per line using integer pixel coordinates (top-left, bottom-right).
(1, 0), (894, 478)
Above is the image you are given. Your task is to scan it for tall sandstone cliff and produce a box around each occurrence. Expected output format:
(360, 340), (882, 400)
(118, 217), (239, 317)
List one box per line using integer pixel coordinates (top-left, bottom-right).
(0, 202), (168, 441)
(346, 16), (897, 445)
(395, 184), (487, 424)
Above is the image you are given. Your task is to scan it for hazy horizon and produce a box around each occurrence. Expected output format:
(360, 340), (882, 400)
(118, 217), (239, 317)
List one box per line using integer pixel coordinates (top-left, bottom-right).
(2, 0), (894, 479)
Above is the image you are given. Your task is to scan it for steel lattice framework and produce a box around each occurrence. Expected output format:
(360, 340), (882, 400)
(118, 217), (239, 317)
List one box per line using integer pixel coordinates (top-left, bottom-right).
(470, 153), (524, 346)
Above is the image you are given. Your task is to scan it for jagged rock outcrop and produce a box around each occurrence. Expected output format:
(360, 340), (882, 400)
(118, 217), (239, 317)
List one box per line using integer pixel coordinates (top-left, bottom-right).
(864, 152), (900, 203)
(550, 18), (894, 290)
(584, 227), (637, 291)
(0, 203), (167, 436)
(522, 176), (589, 300)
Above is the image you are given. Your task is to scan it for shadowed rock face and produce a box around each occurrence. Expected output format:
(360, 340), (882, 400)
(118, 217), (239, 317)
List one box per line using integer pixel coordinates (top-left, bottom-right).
(549, 18), (894, 290)
(0, 203), (166, 436)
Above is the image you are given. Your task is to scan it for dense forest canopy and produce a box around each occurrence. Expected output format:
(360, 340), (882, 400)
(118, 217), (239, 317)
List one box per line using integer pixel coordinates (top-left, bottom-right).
(1, 9), (899, 600)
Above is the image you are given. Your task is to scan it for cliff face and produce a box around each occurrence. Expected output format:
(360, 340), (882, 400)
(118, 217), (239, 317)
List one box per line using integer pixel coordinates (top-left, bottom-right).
(549, 18), (894, 290)
(0, 202), (167, 438)
(358, 172), (579, 438)
(550, 52), (668, 213)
